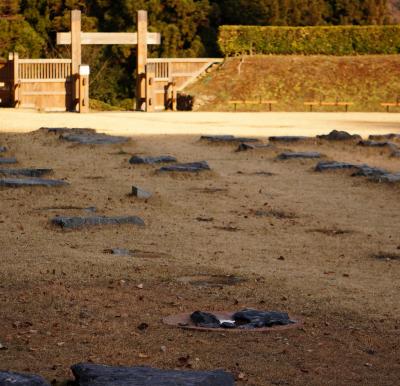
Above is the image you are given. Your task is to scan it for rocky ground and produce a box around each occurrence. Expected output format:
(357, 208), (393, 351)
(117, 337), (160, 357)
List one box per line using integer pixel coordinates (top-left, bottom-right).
(0, 126), (399, 385)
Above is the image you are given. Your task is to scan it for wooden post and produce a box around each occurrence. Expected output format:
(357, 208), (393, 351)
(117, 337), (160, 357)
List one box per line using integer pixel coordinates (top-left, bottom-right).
(136, 10), (147, 111)
(171, 81), (177, 111)
(10, 52), (19, 107)
(71, 10), (82, 112)
(78, 65), (90, 113)
(145, 63), (155, 112)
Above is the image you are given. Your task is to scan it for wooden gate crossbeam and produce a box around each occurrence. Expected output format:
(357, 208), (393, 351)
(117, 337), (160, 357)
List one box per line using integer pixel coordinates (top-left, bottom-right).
(57, 32), (160, 45)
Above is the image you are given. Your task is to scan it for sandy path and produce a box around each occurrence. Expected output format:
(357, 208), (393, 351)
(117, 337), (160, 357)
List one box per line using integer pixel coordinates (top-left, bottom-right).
(1, 109), (400, 137)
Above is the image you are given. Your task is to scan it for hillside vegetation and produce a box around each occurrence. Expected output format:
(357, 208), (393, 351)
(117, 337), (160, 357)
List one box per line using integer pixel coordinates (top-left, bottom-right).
(187, 55), (400, 112)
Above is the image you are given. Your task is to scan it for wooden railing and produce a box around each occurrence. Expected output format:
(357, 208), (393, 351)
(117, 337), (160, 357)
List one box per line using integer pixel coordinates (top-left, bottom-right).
(18, 59), (72, 82)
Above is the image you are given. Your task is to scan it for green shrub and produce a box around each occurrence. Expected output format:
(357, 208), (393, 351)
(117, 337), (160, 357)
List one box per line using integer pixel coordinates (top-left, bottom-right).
(218, 25), (400, 56)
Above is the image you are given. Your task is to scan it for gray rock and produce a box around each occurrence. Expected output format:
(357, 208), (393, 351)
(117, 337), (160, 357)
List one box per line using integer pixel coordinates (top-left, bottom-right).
(0, 178), (68, 187)
(315, 161), (362, 172)
(201, 135), (259, 143)
(317, 130), (361, 141)
(358, 140), (398, 149)
(61, 133), (129, 145)
(370, 173), (400, 183)
(52, 215), (144, 229)
(0, 168), (52, 177)
(104, 248), (133, 256)
(236, 143), (274, 152)
(71, 363), (235, 386)
(159, 161), (210, 172)
(269, 136), (310, 143)
(0, 371), (49, 385)
(277, 151), (321, 160)
(0, 146), (6, 153)
(0, 158), (17, 164)
(41, 127), (96, 135)
(352, 166), (389, 177)
(131, 186), (152, 199)
(391, 150), (400, 158)
(369, 133), (400, 141)
(129, 155), (177, 165)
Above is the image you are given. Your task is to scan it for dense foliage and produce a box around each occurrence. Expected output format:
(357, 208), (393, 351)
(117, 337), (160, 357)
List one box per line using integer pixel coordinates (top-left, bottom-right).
(219, 25), (400, 56)
(0, 0), (397, 104)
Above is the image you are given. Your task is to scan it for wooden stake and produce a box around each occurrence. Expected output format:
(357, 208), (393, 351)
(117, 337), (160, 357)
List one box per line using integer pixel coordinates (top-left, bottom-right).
(12, 52), (19, 107)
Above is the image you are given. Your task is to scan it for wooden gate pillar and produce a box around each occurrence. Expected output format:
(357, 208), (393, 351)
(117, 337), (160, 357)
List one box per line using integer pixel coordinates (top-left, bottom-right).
(71, 10), (82, 112)
(145, 63), (155, 112)
(78, 65), (90, 113)
(136, 10), (148, 111)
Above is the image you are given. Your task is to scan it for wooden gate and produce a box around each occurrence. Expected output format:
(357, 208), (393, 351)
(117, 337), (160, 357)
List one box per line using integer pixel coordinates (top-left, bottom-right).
(4, 53), (73, 111)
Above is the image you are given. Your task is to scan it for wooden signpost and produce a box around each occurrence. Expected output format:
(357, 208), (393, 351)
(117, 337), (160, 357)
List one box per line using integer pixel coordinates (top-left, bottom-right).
(57, 10), (160, 112)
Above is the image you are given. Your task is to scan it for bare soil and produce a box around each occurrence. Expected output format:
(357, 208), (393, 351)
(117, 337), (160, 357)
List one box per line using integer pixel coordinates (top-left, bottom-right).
(0, 113), (400, 385)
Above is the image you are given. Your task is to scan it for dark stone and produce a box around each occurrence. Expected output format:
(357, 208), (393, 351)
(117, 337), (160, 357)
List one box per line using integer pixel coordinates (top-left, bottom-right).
(41, 127), (96, 135)
(0, 158), (17, 164)
(236, 143), (274, 152)
(159, 161), (210, 172)
(129, 155), (177, 164)
(369, 133), (400, 141)
(391, 150), (400, 158)
(0, 146), (6, 153)
(52, 215), (144, 229)
(358, 140), (398, 149)
(233, 309), (294, 329)
(268, 136), (310, 143)
(351, 166), (388, 177)
(201, 135), (259, 143)
(131, 186), (152, 199)
(0, 168), (52, 177)
(190, 311), (221, 328)
(0, 371), (49, 385)
(0, 178), (68, 187)
(315, 161), (361, 172)
(277, 151), (321, 160)
(61, 133), (129, 145)
(71, 363), (235, 386)
(370, 173), (400, 183)
(104, 248), (133, 256)
(317, 130), (361, 141)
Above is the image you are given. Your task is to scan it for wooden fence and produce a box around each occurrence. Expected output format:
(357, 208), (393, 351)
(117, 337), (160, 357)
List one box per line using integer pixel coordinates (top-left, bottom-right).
(147, 58), (223, 110)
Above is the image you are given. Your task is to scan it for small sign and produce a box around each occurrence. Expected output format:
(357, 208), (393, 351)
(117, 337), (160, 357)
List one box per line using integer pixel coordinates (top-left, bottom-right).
(79, 65), (90, 76)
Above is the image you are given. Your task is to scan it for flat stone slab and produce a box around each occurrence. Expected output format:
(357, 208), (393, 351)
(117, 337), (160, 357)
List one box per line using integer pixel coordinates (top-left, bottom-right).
(268, 136), (310, 143)
(131, 186), (152, 199)
(41, 127), (96, 135)
(358, 140), (398, 149)
(0, 178), (68, 187)
(104, 248), (134, 257)
(71, 363), (234, 386)
(129, 155), (177, 164)
(315, 161), (362, 172)
(370, 173), (400, 183)
(0, 157), (17, 164)
(0, 371), (49, 385)
(0, 168), (52, 177)
(201, 135), (259, 143)
(277, 151), (321, 160)
(369, 133), (400, 141)
(61, 133), (129, 145)
(159, 161), (210, 172)
(52, 215), (144, 229)
(317, 130), (361, 141)
(235, 143), (274, 152)
(352, 166), (389, 177)
(391, 150), (400, 158)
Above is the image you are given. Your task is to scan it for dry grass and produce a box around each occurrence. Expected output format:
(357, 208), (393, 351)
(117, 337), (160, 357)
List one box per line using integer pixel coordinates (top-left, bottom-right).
(188, 55), (400, 112)
(0, 129), (400, 385)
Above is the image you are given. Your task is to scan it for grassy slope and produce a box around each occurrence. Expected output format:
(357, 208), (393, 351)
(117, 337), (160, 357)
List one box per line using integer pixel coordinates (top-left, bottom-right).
(187, 55), (400, 112)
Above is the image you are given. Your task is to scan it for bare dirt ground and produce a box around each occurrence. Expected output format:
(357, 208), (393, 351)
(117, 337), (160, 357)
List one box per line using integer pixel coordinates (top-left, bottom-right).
(0, 110), (400, 385)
